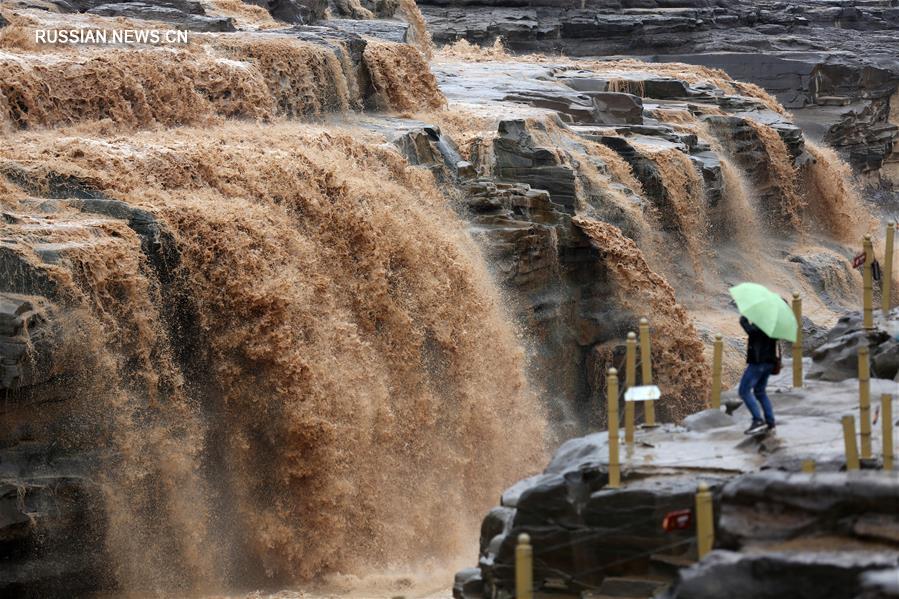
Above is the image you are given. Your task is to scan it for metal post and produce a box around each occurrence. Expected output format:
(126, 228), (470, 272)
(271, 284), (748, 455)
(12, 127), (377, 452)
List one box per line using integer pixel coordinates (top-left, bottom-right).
(625, 332), (636, 446)
(515, 533), (533, 599)
(711, 334), (723, 410)
(639, 318), (657, 427)
(802, 459), (816, 473)
(884, 223), (895, 316)
(863, 234), (875, 330)
(883, 394), (894, 471)
(607, 367), (621, 488)
(859, 346), (872, 459)
(792, 292), (803, 388)
(695, 483), (714, 559)
(842, 415), (861, 471)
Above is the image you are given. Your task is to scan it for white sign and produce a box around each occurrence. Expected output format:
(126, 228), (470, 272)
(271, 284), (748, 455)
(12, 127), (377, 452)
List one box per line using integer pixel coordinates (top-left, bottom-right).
(624, 385), (661, 402)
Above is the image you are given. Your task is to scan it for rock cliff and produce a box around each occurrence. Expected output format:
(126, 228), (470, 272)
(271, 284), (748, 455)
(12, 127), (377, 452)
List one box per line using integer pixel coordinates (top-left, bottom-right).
(421, 0), (899, 186)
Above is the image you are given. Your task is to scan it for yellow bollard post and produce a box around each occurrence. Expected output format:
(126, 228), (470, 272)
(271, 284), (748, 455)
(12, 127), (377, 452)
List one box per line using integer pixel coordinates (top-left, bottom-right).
(883, 394), (894, 471)
(695, 483), (714, 559)
(802, 459), (816, 473)
(711, 334), (723, 410)
(884, 222), (895, 316)
(859, 346), (872, 460)
(842, 415), (861, 471)
(607, 368), (621, 488)
(792, 292), (803, 388)
(515, 533), (533, 599)
(625, 332), (637, 447)
(639, 318), (657, 427)
(863, 234), (875, 330)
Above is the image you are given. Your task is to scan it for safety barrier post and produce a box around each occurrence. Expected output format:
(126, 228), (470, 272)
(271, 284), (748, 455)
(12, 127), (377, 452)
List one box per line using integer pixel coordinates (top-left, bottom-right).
(863, 234), (875, 330)
(608, 367), (621, 489)
(802, 459), (816, 473)
(710, 334), (723, 410)
(859, 346), (872, 460)
(639, 318), (657, 427)
(884, 394), (894, 471)
(625, 332), (637, 447)
(515, 533), (533, 599)
(792, 292), (803, 388)
(884, 222), (895, 316)
(695, 483), (714, 559)
(842, 415), (861, 471)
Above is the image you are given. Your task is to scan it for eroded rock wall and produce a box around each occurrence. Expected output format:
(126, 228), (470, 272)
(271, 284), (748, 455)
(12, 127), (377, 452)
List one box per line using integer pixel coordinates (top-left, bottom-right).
(422, 0), (899, 183)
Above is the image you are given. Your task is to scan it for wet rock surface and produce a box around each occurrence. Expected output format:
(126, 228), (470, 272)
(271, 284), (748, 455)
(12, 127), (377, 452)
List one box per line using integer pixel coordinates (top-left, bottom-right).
(663, 470), (899, 599)
(86, 1), (236, 30)
(664, 549), (899, 599)
(459, 360), (899, 597)
(809, 310), (899, 381)
(718, 471), (899, 549)
(31, 0), (239, 28)
(423, 0), (899, 182)
(0, 449), (108, 598)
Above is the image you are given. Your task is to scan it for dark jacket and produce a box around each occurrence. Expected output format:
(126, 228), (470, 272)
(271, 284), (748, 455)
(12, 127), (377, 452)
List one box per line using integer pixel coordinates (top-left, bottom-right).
(740, 316), (778, 365)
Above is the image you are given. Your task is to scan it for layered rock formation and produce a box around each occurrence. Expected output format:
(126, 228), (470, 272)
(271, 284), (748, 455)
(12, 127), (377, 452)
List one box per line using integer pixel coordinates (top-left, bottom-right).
(461, 364), (899, 598)
(421, 0), (899, 185)
(808, 309), (899, 382)
(664, 471), (899, 599)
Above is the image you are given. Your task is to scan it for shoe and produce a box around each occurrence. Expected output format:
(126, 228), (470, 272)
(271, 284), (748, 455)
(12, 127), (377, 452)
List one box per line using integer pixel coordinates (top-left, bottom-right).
(744, 421), (767, 435)
(766, 422), (776, 432)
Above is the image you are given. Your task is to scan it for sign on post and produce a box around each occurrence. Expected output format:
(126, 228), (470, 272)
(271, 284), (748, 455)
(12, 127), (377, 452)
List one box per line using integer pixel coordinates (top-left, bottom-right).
(625, 385), (661, 402)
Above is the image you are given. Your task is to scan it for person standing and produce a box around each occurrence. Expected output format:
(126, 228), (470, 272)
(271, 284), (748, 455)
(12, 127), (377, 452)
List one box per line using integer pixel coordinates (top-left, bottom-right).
(738, 315), (778, 435)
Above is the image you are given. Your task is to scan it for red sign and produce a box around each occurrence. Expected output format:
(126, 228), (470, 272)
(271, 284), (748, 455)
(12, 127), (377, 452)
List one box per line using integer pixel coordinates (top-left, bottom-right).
(662, 509), (693, 532)
(852, 252), (866, 269)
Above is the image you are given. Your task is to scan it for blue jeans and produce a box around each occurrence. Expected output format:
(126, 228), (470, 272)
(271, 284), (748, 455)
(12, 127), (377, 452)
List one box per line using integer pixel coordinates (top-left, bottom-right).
(738, 363), (775, 425)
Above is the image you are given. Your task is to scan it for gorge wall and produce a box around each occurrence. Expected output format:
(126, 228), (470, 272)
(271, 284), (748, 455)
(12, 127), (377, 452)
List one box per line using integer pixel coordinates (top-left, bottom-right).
(0, 0), (884, 596)
(420, 0), (899, 188)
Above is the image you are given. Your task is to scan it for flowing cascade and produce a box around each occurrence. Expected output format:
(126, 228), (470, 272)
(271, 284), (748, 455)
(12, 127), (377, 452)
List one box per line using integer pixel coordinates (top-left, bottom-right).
(0, 35), (448, 130)
(0, 124), (546, 591)
(802, 141), (869, 241)
(717, 156), (762, 253)
(398, 0), (434, 59)
(215, 37), (353, 115)
(573, 216), (708, 420)
(746, 121), (805, 228)
(363, 40), (445, 111)
(633, 145), (708, 280)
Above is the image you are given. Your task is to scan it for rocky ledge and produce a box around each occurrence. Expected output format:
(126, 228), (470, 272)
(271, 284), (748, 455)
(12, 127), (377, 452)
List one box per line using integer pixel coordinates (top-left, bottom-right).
(663, 470), (899, 599)
(0, 0), (403, 27)
(456, 309), (899, 598)
(422, 0), (899, 185)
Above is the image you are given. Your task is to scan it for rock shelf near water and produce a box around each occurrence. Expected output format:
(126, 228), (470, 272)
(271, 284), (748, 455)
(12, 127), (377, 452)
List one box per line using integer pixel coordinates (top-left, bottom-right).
(457, 307), (899, 598)
(422, 0), (899, 185)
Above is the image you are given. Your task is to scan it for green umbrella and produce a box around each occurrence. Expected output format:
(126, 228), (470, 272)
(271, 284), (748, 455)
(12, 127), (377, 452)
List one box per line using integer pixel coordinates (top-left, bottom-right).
(729, 282), (798, 342)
